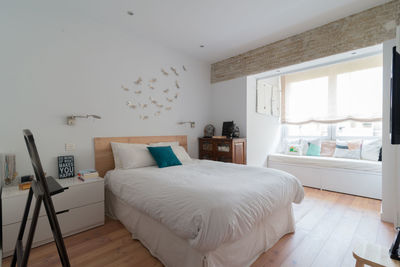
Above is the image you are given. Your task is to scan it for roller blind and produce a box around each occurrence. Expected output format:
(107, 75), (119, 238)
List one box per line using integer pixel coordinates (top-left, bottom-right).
(281, 54), (383, 125)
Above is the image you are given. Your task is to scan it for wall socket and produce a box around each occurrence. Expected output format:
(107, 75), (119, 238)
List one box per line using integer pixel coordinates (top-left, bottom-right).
(65, 143), (76, 152)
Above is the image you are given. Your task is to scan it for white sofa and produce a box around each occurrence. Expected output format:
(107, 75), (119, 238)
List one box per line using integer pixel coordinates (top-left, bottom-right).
(267, 153), (382, 199)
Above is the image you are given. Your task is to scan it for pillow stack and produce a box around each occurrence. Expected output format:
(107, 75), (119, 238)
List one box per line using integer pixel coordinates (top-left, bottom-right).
(111, 141), (192, 170)
(280, 137), (382, 161)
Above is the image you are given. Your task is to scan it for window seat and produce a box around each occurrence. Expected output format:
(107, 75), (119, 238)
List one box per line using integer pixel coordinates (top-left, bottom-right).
(268, 154), (381, 173)
(267, 153), (382, 199)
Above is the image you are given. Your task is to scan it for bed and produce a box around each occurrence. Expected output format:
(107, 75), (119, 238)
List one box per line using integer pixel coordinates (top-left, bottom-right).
(94, 135), (304, 267)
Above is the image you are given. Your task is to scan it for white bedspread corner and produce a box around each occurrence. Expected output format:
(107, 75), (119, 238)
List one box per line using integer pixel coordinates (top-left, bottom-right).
(105, 160), (304, 252)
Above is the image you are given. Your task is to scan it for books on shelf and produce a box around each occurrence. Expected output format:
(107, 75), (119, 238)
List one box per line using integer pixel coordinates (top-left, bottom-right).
(77, 169), (99, 181)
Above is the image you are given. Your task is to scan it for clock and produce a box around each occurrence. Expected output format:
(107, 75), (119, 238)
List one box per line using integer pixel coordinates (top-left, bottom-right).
(204, 124), (215, 138)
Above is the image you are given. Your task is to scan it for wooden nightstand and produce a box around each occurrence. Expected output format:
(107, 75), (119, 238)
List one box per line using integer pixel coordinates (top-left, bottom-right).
(199, 138), (246, 164)
(2, 177), (104, 257)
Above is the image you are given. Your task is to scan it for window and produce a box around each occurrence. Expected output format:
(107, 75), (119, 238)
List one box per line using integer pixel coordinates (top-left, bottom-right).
(285, 77), (329, 123)
(335, 121), (382, 137)
(281, 54), (382, 139)
(286, 123), (329, 137)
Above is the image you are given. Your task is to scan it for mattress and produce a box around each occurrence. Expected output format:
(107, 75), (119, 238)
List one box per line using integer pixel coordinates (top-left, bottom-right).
(106, 189), (296, 267)
(268, 153), (382, 173)
(105, 160), (303, 252)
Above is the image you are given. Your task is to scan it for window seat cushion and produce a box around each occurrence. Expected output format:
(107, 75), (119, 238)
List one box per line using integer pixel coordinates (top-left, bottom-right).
(268, 153), (381, 174)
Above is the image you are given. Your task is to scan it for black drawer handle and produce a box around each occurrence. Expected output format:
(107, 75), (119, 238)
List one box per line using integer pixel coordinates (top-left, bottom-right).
(56, 209), (69, 215)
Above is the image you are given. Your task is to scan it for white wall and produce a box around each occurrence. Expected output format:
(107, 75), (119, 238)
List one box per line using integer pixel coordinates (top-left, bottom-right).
(210, 75), (282, 166)
(246, 76), (282, 166)
(210, 77), (247, 136)
(0, 3), (212, 178)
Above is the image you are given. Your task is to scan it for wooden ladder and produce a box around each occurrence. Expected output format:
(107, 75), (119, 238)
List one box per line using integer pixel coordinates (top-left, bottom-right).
(11, 130), (70, 267)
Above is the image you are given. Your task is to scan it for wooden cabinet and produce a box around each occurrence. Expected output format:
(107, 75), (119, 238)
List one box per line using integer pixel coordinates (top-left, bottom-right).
(199, 138), (246, 164)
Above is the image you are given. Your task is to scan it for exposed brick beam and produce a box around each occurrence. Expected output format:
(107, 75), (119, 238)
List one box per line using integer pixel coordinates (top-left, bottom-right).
(211, 0), (400, 83)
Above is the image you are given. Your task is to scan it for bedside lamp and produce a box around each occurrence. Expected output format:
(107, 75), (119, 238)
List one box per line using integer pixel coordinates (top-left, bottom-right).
(178, 121), (195, 128)
(67, 114), (101, 126)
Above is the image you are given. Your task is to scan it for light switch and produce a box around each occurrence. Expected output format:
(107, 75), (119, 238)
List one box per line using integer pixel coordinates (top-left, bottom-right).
(65, 143), (76, 152)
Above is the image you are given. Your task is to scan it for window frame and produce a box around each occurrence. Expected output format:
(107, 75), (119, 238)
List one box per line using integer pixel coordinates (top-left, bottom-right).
(284, 123), (381, 141)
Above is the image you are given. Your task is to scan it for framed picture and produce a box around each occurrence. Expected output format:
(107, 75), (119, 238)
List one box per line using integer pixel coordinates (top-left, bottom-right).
(58, 155), (75, 179)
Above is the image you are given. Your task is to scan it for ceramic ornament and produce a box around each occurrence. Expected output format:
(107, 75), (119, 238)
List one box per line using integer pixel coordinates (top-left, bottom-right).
(166, 97), (173, 102)
(134, 77), (142, 85)
(122, 85), (129, 91)
(151, 100), (158, 105)
(170, 67), (179, 76)
(175, 80), (180, 89)
(182, 65), (187, 71)
(157, 104), (164, 108)
(155, 111), (161, 116)
(163, 88), (170, 93)
(149, 78), (157, 83)
(126, 101), (137, 109)
(134, 90), (142, 94)
(161, 68), (169, 76)
(165, 107), (172, 111)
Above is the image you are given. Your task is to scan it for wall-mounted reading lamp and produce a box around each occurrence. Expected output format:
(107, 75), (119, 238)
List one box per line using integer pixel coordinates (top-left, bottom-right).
(67, 114), (101, 126)
(178, 121), (195, 128)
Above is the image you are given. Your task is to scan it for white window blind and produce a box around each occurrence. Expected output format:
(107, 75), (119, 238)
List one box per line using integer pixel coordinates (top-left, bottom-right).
(281, 54), (383, 125)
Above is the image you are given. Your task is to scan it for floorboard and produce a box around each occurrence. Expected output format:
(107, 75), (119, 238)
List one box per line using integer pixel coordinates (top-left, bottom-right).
(2, 187), (395, 267)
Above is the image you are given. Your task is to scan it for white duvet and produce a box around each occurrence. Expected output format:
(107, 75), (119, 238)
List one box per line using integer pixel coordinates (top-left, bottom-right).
(105, 160), (304, 252)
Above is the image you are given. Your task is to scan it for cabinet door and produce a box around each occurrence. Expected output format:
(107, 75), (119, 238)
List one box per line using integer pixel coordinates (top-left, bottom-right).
(233, 142), (245, 164)
(199, 139), (215, 160)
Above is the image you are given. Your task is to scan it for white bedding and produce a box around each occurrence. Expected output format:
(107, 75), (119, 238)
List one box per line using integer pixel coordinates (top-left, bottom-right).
(105, 160), (304, 252)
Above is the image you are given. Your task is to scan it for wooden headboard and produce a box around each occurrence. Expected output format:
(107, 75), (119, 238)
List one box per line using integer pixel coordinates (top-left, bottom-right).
(94, 135), (188, 177)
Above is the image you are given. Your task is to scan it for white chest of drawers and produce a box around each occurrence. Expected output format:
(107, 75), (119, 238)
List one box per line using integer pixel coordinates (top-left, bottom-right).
(2, 177), (104, 257)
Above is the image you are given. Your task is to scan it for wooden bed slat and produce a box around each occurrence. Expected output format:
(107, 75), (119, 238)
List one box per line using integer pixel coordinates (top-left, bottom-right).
(94, 135), (188, 177)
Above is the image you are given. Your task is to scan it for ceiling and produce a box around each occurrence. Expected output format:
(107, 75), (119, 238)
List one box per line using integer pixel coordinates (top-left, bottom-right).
(6, 0), (392, 63)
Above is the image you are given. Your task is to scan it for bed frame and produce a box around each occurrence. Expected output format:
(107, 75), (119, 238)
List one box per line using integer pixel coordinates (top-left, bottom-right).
(94, 135), (187, 177)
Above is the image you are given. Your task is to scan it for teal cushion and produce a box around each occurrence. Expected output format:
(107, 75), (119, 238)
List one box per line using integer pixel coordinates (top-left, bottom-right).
(306, 143), (321, 156)
(147, 146), (182, 168)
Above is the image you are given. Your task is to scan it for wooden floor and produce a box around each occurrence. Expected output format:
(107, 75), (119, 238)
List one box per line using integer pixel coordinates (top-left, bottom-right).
(2, 187), (395, 267)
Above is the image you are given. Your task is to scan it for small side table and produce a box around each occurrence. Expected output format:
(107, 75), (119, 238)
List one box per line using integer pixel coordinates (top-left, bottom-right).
(353, 242), (400, 267)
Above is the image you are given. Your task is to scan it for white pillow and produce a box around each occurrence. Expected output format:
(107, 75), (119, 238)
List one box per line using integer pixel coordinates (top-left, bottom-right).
(361, 139), (382, 161)
(334, 140), (361, 160)
(279, 138), (301, 153)
(171, 146), (192, 163)
(112, 142), (156, 169)
(301, 139), (321, 156)
(111, 142), (123, 169)
(149, 141), (180, 147)
(285, 143), (302, 156)
(149, 142), (191, 163)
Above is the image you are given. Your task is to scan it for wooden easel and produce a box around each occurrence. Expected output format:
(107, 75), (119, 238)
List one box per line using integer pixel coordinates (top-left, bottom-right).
(11, 130), (70, 267)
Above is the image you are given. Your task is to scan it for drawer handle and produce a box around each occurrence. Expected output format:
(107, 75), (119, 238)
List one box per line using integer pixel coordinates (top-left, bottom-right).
(56, 209), (69, 215)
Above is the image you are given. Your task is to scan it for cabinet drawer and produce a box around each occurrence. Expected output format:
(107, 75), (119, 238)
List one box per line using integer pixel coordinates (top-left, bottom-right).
(3, 202), (104, 256)
(3, 180), (104, 225)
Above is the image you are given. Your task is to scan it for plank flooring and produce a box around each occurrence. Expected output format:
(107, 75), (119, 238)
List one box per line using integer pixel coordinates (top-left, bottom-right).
(2, 187), (395, 267)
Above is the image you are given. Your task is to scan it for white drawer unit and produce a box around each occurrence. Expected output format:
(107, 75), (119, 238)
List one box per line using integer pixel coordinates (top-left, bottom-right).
(2, 177), (105, 257)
